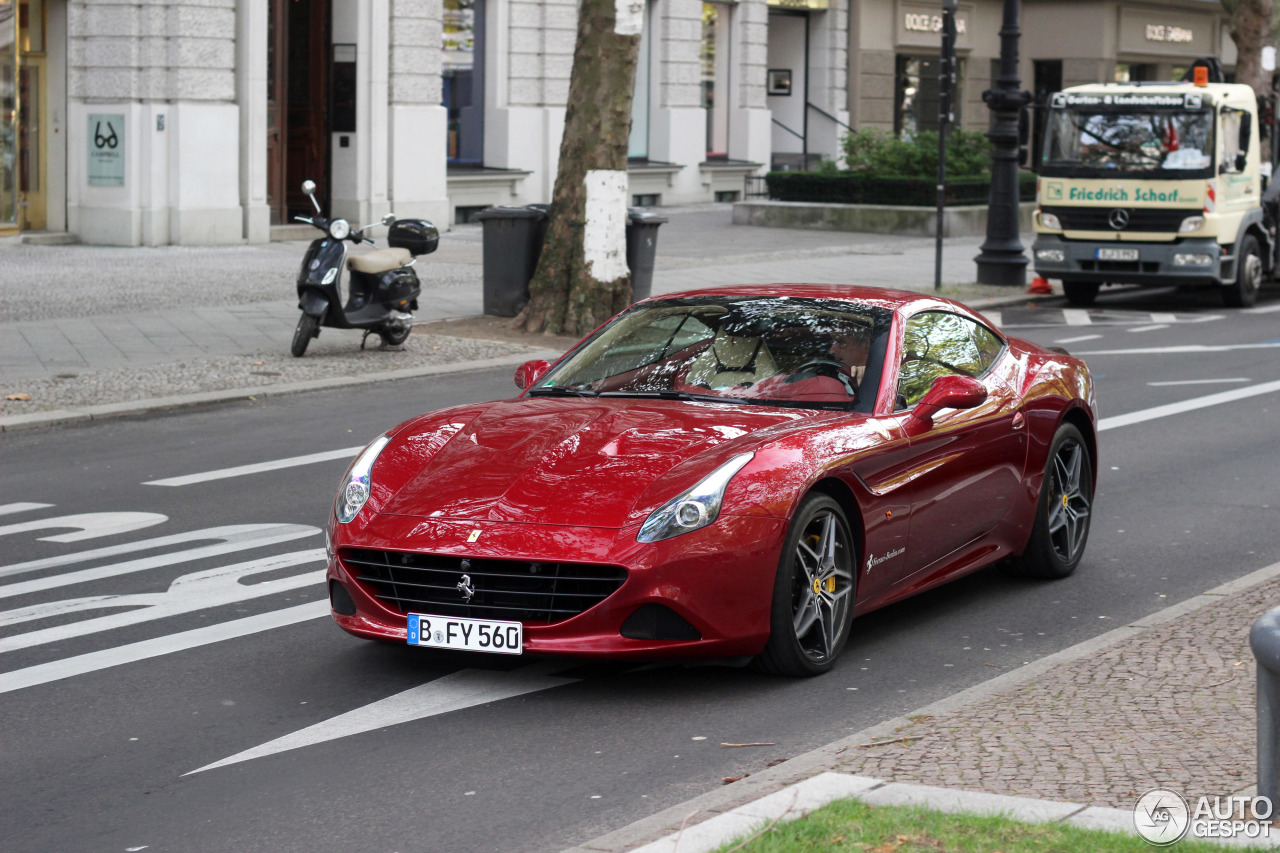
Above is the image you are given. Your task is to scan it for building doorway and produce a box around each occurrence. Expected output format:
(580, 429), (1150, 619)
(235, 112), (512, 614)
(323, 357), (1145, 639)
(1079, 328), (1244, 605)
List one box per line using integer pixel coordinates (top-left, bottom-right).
(15, 0), (45, 231)
(267, 0), (330, 224)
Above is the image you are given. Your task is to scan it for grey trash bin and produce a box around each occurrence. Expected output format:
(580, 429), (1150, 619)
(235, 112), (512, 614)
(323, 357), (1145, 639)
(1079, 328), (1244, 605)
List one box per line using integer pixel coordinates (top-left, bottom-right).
(474, 205), (550, 317)
(626, 209), (668, 302)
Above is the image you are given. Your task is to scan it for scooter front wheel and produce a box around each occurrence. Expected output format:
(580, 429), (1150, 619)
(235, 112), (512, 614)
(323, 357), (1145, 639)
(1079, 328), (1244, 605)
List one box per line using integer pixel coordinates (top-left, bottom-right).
(291, 313), (320, 357)
(379, 317), (413, 347)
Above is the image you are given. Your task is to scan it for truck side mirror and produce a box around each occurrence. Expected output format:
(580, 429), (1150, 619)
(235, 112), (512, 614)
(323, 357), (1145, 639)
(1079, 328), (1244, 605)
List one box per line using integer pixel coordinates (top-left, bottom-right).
(1241, 111), (1253, 155)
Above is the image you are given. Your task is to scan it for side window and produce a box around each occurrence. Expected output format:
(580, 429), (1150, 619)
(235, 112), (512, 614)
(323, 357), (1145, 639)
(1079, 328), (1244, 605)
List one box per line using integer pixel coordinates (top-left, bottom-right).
(896, 312), (1004, 408)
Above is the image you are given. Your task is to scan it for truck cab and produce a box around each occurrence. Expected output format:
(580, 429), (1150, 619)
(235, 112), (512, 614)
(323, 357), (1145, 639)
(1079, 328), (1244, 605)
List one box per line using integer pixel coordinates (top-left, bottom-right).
(1031, 78), (1273, 307)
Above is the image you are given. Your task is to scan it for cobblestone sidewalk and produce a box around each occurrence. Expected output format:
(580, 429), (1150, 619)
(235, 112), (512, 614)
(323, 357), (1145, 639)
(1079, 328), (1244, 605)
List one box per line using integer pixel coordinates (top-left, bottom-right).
(832, 573), (1275, 809)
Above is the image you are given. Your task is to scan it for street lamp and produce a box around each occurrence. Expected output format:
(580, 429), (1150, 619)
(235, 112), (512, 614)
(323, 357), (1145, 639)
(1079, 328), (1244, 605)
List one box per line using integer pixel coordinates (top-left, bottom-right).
(974, 0), (1033, 286)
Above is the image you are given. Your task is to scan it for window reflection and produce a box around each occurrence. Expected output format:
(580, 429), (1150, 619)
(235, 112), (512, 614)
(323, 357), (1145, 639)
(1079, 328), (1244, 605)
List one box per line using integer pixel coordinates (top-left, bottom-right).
(897, 312), (1003, 408)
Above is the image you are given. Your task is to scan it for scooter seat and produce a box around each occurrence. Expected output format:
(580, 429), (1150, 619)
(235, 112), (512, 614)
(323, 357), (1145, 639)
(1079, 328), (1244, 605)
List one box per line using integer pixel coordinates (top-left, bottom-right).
(347, 248), (413, 274)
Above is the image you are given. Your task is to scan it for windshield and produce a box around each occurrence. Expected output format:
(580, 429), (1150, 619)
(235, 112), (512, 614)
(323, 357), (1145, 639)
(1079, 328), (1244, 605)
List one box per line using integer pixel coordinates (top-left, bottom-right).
(533, 295), (893, 412)
(1041, 108), (1214, 177)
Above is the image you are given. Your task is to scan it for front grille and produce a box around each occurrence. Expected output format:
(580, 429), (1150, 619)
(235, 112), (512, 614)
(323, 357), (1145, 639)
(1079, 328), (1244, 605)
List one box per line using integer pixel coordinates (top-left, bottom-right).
(341, 548), (627, 624)
(1043, 206), (1199, 233)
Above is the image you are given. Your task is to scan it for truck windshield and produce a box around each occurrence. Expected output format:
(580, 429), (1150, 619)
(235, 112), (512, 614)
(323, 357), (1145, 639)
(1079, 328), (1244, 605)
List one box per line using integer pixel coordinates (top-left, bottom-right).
(1041, 108), (1214, 178)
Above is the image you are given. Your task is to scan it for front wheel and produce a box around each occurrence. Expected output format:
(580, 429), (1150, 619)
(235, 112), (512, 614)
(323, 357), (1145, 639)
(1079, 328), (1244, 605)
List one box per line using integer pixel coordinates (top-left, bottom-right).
(1062, 281), (1100, 306)
(755, 494), (856, 677)
(1004, 422), (1093, 579)
(1223, 235), (1262, 308)
(379, 321), (412, 347)
(291, 313), (320, 357)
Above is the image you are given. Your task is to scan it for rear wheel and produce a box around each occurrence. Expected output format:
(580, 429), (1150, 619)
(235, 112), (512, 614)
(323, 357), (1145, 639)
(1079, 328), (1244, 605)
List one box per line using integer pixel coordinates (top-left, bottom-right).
(1062, 281), (1100, 306)
(291, 313), (320, 357)
(755, 494), (856, 677)
(1004, 422), (1093, 579)
(1223, 235), (1262, 308)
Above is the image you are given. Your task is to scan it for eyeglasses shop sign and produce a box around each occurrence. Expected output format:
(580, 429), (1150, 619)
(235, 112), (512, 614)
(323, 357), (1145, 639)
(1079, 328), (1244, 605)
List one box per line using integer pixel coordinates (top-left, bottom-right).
(897, 2), (971, 50)
(88, 114), (126, 188)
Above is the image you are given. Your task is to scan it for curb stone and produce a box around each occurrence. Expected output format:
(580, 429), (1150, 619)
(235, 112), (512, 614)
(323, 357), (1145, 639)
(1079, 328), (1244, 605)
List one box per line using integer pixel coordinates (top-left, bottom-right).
(0, 349), (564, 432)
(564, 557), (1280, 853)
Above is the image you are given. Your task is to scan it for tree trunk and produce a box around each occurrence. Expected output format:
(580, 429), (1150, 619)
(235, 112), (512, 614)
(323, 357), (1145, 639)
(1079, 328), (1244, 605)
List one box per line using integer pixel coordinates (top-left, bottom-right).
(513, 0), (642, 337)
(1225, 0), (1274, 99)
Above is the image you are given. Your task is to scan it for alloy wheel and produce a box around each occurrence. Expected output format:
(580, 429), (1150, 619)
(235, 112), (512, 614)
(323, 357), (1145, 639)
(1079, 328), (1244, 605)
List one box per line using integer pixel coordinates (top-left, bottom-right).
(1046, 438), (1091, 563)
(790, 509), (853, 663)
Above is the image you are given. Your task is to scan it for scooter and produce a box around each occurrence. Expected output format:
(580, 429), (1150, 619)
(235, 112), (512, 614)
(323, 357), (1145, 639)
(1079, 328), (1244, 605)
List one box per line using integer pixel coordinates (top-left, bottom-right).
(290, 179), (439, 357)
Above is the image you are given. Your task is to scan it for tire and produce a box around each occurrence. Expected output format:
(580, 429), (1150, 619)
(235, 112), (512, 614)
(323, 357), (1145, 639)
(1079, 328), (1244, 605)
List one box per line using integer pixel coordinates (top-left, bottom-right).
(1223, 235), (1262, 308)
(1062, 281), (1100, 306)
(291, 313), (320, 357)
(755, 494), (856, 677)
(1004, 422), (1093, 580)
(379, 322), (412, 347)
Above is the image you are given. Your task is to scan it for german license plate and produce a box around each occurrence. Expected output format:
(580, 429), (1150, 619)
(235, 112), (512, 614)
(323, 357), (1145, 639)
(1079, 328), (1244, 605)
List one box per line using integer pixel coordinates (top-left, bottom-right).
(408, 613), (523, 655)
(1096, 247), (1139, 261)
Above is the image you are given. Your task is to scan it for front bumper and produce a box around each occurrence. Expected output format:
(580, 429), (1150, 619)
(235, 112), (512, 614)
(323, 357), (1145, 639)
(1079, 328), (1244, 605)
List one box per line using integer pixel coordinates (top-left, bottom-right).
(1032, 235), (1228, 286)
(326, 512), (788, 659)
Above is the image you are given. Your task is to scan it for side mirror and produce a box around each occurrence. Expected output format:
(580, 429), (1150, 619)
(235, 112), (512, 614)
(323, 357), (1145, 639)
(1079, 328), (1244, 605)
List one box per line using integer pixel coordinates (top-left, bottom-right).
(301, 180), (316, 196)
(383, 213), (396, 226)
(905, 374), (987, 435)
(1236, 152), (1248, 172)
(514, 359), (552, 390)
(1241, 112), (1253, 156)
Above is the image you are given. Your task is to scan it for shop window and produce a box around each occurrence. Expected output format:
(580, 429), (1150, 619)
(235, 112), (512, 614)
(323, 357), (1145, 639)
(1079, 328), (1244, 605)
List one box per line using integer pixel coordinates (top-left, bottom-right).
(444, 0), (485, 165)
(895, 55), (963, 139)
(1114, 63), (1157, 83)
(1, 0), (17, 226)
(628, 2), (652, 159)
(702, 2), (732, 158)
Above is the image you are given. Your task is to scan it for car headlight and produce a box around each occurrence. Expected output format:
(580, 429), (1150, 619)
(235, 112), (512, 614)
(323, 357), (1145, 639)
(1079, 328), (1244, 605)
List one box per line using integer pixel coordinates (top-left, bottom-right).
(637, 453), (754, 543)
(336, 435), (392, 523)
(1178, 215), (1204, 233)
(1039, 211), (1062, 230)
(328, 218), (351, 240)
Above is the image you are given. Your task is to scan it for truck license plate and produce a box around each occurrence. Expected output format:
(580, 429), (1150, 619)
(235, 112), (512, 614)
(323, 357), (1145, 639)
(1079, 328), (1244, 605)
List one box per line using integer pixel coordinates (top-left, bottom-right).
(408, 613), (523, 655)
(1096, 247), (1139, 261)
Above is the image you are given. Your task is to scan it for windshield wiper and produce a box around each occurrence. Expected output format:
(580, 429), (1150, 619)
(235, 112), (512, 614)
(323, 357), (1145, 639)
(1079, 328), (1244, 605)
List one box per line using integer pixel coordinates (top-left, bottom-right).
(527, 385), (599, 398)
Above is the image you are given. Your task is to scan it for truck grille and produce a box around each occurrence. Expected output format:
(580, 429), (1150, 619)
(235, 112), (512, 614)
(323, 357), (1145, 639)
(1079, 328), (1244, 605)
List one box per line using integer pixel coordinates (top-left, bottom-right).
(1043, 206), (1199, 233)
(341, 548), (627, 624)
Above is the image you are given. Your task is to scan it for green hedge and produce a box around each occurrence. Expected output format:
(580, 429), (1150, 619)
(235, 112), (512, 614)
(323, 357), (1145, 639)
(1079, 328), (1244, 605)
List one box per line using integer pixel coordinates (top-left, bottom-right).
(764, 172), (1038, 206)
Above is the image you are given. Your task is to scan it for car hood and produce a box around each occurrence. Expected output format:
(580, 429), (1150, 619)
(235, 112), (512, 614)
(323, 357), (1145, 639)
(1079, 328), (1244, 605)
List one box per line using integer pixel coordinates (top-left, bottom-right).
(373, 398), (815, 528)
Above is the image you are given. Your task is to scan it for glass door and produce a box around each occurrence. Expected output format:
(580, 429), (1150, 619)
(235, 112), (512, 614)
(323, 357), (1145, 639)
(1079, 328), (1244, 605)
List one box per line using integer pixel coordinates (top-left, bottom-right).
(1, 0), (17, 232)
(18, 0), (44, 230)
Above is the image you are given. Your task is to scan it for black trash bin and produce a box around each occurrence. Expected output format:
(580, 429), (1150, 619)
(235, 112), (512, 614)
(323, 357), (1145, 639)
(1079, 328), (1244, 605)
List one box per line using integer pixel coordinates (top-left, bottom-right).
(473, 206), (550, 317)
(626, 209), (668, 302)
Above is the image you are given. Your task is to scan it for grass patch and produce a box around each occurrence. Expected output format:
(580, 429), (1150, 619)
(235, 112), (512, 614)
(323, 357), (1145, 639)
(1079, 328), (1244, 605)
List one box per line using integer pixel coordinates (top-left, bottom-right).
(713, 798), (1271, 852)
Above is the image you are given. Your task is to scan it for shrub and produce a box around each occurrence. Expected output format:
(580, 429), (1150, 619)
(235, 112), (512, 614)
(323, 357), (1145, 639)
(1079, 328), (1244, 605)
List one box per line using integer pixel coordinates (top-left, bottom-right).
(840, 128), (993, 179)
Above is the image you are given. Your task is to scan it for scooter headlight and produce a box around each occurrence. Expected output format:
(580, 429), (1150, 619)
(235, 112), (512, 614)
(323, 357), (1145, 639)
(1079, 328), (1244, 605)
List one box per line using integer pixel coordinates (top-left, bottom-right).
(335, 435), (391, 523)
(328, 218), (351, 240)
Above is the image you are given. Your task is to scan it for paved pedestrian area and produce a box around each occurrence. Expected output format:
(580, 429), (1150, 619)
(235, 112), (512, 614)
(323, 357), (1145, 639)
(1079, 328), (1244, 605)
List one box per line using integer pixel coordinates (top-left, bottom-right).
(0, 205), (1042, 417)
(831, 570), (1269, 809)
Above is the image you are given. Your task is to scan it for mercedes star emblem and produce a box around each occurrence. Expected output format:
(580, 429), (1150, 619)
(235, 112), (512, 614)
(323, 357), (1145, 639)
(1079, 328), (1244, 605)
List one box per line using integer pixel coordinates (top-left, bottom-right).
(1108, 208), (1130, 230)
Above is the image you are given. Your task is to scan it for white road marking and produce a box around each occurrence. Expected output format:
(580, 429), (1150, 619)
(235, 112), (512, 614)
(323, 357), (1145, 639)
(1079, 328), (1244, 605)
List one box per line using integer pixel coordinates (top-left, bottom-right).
(143, 446), (363, 487)
(1073, 343), (1280, 356)
(186, 661), (580, 775)
(0, 600), (329, 695)
(1148, 378), (1250, 387)
(1099, 379), (1280, 432)
(0, 512), (168, 543)
(1243, 304), (1280, 314)
(1126, 324), (1170, 333)
(0, 550), (325, 652)
(0, 503), (54, 517)
(1062, 309), (1093, 326)
(0, 524), (319, 597)
(1054, 334), (1102, 344)
(1150, 313), (1178, 323)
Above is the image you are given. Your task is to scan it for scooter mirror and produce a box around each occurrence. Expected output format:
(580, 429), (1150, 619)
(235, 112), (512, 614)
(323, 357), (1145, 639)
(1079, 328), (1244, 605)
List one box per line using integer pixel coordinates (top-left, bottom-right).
(301, 180), (316, 196)
(382, 213), (396, 226)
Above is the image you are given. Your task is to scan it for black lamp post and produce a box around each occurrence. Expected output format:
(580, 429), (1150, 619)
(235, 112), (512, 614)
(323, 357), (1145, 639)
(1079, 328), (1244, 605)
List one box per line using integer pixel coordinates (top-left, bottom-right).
(974, 0), (1033, 286)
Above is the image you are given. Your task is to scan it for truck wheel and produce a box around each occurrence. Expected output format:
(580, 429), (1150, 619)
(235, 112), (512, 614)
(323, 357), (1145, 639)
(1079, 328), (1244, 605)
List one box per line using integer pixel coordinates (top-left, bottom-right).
(1062, 282), (1100, 306)
(1223, 235), (1262, 308)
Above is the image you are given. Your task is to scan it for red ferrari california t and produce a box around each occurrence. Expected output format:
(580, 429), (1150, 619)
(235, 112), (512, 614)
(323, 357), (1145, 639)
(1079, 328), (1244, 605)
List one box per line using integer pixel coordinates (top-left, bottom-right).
(326, 286), (1096, 676)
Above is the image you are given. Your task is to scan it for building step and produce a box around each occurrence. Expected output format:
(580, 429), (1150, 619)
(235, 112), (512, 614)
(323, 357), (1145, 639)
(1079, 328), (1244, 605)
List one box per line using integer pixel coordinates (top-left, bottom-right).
(21, 231), (80, 246)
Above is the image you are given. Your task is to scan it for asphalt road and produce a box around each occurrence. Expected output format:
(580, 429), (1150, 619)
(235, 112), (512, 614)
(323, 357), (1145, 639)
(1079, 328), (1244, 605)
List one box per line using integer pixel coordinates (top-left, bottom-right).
(3, 286), (1279, 853)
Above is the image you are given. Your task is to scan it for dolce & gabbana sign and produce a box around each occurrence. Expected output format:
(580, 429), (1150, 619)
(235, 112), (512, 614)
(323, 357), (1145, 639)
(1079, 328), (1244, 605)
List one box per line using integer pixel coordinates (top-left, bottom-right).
(1118, 7), (1213, 56)
(897, 1), (972, 50)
